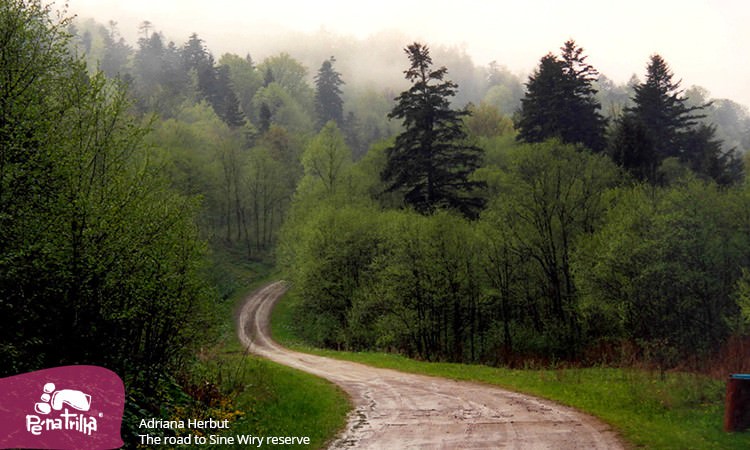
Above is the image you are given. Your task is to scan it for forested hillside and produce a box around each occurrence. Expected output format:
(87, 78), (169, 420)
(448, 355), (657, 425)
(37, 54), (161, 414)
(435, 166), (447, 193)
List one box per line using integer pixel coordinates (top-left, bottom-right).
(4, 0), (750, 442)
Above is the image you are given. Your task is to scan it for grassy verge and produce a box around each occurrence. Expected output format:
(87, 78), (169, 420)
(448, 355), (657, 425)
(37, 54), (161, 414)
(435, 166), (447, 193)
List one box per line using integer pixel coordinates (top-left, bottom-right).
(188, 262), (349, 449)
(272, 288), (750, 450)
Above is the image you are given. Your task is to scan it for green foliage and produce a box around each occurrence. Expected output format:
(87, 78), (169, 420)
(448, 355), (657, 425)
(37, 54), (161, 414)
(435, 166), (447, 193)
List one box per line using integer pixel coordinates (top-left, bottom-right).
(299, 121), (352, 197)
(279, 203), (383, 347)
(252, 82), (314, 134)
(464, 102), (515, 138)
(0, 0), (215, 404)
(479, 140), (622, 357)
(352, 211), (483, 360)
(574, 180), (746, 362)
(220, 53), (264, 129)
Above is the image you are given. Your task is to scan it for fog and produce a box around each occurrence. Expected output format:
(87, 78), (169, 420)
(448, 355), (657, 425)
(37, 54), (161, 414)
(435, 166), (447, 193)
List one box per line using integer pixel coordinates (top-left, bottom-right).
(68, 0), (750, 109)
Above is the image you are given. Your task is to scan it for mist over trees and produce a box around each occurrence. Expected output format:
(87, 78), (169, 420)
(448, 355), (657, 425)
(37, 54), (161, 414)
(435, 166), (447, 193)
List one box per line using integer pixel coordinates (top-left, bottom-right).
(56, 12), (750, 362)
(6, 3), (750, 441)
(1, 0), (215, 431)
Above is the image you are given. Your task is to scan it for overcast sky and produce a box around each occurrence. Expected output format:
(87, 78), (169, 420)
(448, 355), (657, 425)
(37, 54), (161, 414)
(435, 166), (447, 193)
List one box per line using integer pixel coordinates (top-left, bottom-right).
(69, 0), (750, 108)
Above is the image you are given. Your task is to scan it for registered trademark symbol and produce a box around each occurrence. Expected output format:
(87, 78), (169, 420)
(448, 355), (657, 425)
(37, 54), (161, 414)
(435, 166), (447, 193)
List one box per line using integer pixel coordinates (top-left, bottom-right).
(99, 412), (104, 417)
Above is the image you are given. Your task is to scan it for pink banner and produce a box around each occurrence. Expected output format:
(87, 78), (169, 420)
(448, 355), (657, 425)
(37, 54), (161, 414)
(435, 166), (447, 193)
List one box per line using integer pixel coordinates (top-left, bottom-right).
(0, 365), (124, 449)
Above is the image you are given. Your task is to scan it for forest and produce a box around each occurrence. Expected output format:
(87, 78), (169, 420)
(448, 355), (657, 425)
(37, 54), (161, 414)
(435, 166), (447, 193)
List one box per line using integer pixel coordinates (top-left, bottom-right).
(3, 0), (750, 441)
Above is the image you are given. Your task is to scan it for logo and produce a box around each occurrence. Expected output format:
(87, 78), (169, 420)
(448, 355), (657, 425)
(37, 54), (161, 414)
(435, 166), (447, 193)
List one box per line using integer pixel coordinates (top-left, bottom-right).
(0, 366), (124, 449)
(26, 382), (97, 436)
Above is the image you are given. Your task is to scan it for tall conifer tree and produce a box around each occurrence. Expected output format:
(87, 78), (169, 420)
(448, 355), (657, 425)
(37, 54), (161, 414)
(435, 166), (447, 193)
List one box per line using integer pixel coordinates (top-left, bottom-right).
(516, 40), (606, 152)
(314, 57), (345, 129)
(382, 43), (485, 218)
(613, 54), (742, 184)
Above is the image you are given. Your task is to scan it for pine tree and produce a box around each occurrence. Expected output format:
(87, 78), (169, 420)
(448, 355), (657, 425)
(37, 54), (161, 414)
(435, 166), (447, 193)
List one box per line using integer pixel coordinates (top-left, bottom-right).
(613, 54), (742, 184)
(100, 21), (131, 79)
(516, 54), (566, 143)
(182, 34), (244, 127)
(627, 54), (702, 160)
(314, 56), (345, 129)
(516, 40), (606, 152)
(214, 65), (246, 128)
(382, 43), (485, 218)
(559, 40), (607, 151)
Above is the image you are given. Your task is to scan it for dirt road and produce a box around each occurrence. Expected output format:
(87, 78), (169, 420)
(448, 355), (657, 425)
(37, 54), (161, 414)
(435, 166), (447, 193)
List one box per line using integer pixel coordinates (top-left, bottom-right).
(239, 281), (624, 449)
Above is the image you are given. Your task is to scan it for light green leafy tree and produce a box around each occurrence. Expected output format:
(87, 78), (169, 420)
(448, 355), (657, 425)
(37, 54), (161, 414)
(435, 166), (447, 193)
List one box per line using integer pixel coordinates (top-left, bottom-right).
(0, 1), (214, 420)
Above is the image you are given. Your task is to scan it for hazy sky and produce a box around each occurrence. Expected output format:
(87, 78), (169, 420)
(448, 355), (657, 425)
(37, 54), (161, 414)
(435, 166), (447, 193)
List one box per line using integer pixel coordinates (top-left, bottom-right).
(69, 0), (750, 107)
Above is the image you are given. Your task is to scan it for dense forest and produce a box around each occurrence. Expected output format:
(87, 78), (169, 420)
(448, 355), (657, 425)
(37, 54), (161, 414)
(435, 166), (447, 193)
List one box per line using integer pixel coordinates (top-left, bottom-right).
(4, 0), (750, 440)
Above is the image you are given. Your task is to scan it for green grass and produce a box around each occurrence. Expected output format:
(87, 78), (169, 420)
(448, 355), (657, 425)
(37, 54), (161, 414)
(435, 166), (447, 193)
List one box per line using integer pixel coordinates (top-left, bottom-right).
(189, 262), (349, 449)
(272, 288), (750, 450)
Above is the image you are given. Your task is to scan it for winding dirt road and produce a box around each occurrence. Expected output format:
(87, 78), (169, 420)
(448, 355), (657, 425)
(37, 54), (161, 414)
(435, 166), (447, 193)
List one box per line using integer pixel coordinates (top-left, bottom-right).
(239, 281), (624, 449)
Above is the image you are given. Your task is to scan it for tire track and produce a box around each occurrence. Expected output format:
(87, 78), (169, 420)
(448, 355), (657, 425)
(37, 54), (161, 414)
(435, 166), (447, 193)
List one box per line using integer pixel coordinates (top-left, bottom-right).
(238, 281), (624, 449)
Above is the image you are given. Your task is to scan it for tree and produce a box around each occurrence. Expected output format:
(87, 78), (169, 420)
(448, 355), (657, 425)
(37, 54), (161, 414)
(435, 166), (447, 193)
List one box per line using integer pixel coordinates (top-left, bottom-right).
(220, 53), (264, 130)
(573, 181), (744, 362)
(314, 57), (345, 129)
(464, 102), (514, 138)
(382, 42), (485, 218)
(609, 113), (658, 181)
(516, 40), (606, 152)
(1, 6), (216, 434)
(613, 54), (742, 184)
(300, 121), (352, 196)
(213, 65), (246, 127)
(100, 21), (132, 78)
(479, 140), (622, 357)
(627, 55), (701, 160)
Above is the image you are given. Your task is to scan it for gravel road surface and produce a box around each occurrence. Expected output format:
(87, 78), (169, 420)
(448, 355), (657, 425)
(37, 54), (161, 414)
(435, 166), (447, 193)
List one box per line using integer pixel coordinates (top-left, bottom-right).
(238, 281), (624, 449)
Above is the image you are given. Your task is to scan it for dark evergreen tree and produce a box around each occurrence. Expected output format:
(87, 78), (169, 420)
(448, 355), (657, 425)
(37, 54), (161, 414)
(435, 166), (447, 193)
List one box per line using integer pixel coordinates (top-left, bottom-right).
(559, 40), (607, 151)
(516, 54), (566, 143)
(100, 21), (131, 79)
(131, 30), (189, 116)
(382, 43), (485, 218)
(613, 54), (742, 184)
(263, 66), (275, 86)
(213, 65), (246, 128)
(516, 40), (606, 152)
(182, 32), (210, 72)
(181, 34), (244, 127)
(627, 54), (702, 160)
(314, 56), (345, 129)
(682, 123), (744, 185)
(343, 111), (365, 159)
(259, 102), (272, 133)
(182, 34), (216, 102)
(609, 113), (657, 181)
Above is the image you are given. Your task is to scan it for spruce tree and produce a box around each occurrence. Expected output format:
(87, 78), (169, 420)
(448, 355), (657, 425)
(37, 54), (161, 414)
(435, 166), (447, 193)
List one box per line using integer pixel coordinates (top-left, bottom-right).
(626, 54), (702, 160)
(559, 40), (607, 151)
(613, 54), (742, 184)
(382, 43), (485, 218)
(314, 56), (345, 129)
(516, 40), (606, 152)
(214, 65), (246, 128)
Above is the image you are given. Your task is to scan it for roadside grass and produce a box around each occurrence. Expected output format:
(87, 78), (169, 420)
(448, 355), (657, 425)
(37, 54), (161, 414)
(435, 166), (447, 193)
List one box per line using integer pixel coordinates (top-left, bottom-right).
(272, 288), (750, 450)
(188, 260), (349, 449)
